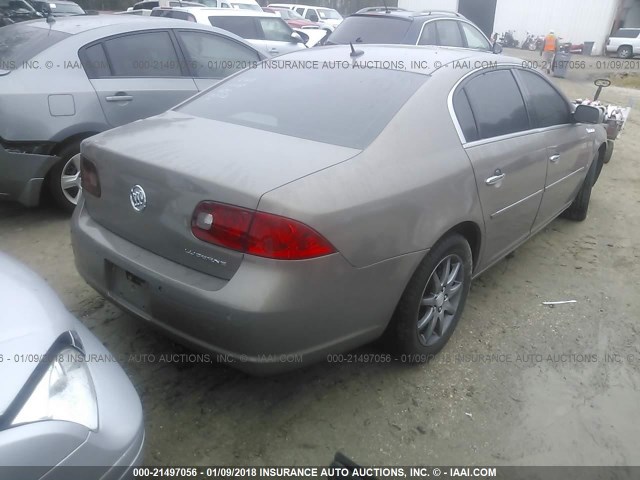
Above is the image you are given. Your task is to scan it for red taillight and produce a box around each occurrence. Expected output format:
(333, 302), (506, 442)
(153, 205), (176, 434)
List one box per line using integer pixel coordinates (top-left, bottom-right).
(191, 201), (335, 260)
(80, 156), (101, 198)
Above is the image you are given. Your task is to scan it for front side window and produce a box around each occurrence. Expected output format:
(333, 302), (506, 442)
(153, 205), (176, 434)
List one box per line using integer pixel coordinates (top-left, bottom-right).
(461, 22), (490, 50)
(177, 31), (259, 78)
(461, 69), (530, 140)
(209, 16), (260, 39)
(258, 17), (291, 42)
(103, 31), (182, 77)
(435, 20), (464, 48)
(518, 70), (571, 127)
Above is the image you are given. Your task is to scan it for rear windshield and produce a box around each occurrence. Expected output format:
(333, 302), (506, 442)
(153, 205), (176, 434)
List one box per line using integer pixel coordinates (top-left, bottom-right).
(51, 3), (84, 14)
(327, 16), (411, 45)
(176, 63), (427, 149)
(0, 23), (70, 70)
(612, 29), (640, 38)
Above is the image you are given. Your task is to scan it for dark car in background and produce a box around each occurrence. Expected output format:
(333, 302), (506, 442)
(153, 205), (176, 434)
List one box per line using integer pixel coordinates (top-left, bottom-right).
(0, 0), (41, 26)
(326, 10), (497, 53)
(27, 0), (85, 16)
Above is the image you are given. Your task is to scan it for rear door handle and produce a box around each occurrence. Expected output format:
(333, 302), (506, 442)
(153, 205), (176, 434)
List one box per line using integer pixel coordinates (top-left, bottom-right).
(485, 173), (505, 185)
(105, 95), (133, 102)
(549, 154), (561, 163)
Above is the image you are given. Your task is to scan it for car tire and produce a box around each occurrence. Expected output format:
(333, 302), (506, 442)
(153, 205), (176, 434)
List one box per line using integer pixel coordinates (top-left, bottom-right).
(48, 142), (82, 213)
(387, 233), (472, 359)
(618, 45), (633, 59)
(561, 154), (598, 221)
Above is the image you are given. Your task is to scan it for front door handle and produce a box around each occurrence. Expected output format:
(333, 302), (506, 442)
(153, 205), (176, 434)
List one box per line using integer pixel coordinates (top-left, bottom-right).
(105, 94), (133, 102)
(549, 154), (561, 163)
(485, 173), (506, 185)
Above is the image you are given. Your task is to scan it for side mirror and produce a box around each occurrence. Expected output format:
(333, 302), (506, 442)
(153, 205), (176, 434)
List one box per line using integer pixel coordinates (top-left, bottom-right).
(573, 104), (603, 124)
(291, 31), (308, 44)
(492, 42), (503, 54)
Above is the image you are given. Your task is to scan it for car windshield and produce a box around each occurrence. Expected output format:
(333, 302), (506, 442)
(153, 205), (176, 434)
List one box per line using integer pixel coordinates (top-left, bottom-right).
(50, 2), (84, 14)
(177, 63), (427, 149)
(0, 0), (37, 13)
(0, 23), (70, 70)
(278, 9), (301, 20)
(327, 16), (410, 44)
(231, 3), (262, 11)
(318, 8), (341, 20)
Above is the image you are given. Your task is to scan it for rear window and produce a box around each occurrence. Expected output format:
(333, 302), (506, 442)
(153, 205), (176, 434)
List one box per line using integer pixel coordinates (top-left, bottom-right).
(612, 29), (640, 38)
(50, 3), (84, 14)
(327, 16), (411, 45)
(176, 64), (427, 149)
(0, 23), (70, 70)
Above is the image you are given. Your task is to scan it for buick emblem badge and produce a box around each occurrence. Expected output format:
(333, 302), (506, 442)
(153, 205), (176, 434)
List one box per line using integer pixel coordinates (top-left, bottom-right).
(129, 185), (147, 212)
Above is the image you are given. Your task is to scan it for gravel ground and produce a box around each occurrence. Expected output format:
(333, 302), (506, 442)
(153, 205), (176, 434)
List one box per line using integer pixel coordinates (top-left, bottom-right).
(1, 61), (639, 467)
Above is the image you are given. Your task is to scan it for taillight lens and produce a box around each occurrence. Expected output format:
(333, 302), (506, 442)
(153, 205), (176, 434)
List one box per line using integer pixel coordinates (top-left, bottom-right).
(191, 201), (335, 260)
(80, 156), (101, 198)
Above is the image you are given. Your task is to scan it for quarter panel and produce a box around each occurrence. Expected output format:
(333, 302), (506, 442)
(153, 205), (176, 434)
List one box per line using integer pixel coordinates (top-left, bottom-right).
(257, 74), (485, 268)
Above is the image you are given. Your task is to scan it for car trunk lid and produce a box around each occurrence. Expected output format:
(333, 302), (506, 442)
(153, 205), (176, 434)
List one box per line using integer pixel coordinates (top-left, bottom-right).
(81, 111), (361, 280)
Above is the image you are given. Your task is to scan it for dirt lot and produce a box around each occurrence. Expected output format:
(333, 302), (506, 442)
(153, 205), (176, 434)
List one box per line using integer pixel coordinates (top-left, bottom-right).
(1, 58), (639, 467)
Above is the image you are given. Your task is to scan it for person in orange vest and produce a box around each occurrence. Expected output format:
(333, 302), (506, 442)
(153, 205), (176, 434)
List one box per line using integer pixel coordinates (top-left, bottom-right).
(541, 30), (559, 74)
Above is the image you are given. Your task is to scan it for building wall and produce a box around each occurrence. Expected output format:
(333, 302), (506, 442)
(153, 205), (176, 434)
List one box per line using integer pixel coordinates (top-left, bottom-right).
(398, 0), (619, 54)
(398, 0), (457, 13)
(492, 0), (619, 54)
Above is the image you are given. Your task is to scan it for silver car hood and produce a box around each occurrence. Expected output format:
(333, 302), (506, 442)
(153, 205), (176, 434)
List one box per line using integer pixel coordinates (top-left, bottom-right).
(0, 253), (74, 417)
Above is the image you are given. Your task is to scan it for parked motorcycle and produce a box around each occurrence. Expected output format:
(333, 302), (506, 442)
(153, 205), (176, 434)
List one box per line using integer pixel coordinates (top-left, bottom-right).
(499, 30), (519, 48)
(522, 33), (544, 51)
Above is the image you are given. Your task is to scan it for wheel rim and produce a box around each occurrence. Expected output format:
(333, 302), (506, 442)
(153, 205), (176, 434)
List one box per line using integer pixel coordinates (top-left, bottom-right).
(60, 154), (82, 205)
(620, 48), (632, 58)
(416, 254), (465, 346)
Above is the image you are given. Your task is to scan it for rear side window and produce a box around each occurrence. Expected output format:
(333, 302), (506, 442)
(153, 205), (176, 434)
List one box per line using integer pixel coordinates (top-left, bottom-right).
(435, 20), (464, 48)
(258, 17), (291, 42)
(133, 1), (158, 9)
(177, 66), (427, 149)
(81, 43), (110, 77)
(462, 69), (530, 140)
(210, 16), (260, 39)
(453, 89), (478, 142)
(418, 22), (436, 45)
(327, 16), (411, 44)
(0, 24), (70, 70)
(612, 29), (640, 38)
(176, 31), (259, 78)
(518, 70), (571, 127)
(103, 31), (182, 77)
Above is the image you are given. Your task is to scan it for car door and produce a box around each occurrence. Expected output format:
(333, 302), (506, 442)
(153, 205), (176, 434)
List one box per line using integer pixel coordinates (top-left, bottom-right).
(452, 68), (547, 266)
(515, 69), (591, 230)
(257, 16), (301, 55)
(81, 30), (198, 128)
(175, 29), (262, 90)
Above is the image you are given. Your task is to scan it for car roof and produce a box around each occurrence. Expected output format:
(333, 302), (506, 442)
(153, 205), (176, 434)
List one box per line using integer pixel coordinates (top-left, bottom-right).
(169, 7), (275, 16)
(275, 44), (516, 76)
(20, 14), (217, 34)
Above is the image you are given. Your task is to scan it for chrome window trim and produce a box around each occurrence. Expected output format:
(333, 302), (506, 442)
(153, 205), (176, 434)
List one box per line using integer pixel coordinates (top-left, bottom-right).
(447, 63), (574, 147)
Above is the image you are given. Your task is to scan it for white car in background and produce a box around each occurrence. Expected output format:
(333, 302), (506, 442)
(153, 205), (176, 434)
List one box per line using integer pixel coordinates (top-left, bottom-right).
(151, 7), (307, 55)
(606, 27), (640, 58)
(268, 3), (342, 28)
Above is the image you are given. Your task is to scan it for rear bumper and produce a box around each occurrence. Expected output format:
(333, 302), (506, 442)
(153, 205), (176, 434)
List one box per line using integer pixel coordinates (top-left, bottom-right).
(71, 200), (423, 374)
(0, 145), (57, 207)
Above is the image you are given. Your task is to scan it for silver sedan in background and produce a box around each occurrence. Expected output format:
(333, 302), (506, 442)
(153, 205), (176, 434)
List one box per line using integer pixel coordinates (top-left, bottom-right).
(71, 45), (609, 374)
(0, 253), (144, 479)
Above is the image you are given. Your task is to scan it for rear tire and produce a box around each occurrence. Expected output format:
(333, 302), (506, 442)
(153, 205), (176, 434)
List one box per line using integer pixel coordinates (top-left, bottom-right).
(561, 154), (598, 221)
(387, 233), (472, 358)
(48, 142), (82, 213)
(618, 45), (633, 59)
